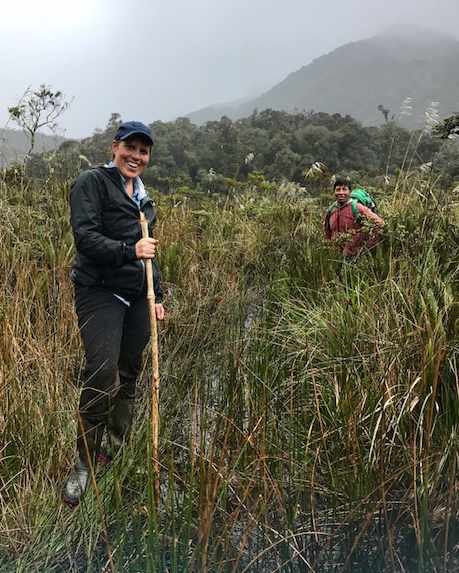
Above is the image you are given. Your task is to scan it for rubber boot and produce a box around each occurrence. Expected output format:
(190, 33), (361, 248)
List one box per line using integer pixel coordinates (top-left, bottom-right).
(76, 417), (104, 467)
(62, 457), (90, 508)
(107, 398), (135, 454)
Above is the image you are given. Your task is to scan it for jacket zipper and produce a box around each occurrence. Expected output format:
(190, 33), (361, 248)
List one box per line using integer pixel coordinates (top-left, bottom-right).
(138, 204), (150, 296)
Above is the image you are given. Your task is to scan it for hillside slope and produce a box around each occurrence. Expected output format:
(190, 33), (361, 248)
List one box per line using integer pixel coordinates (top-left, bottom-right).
(0, 128), (65, 167)
(188, 31), (459, 128)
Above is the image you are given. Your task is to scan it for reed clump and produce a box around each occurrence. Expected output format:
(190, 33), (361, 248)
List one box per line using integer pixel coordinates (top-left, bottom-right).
(0, 170), (457, 572)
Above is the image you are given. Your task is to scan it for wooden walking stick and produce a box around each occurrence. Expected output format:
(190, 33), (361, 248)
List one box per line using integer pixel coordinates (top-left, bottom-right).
(140, 212), (160, 509)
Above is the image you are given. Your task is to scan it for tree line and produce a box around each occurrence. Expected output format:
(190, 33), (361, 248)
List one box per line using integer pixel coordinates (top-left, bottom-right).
(29, 109), (459, 192)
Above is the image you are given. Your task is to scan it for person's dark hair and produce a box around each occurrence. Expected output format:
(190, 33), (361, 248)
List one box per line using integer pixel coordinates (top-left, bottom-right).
(333, 176), (352, 190)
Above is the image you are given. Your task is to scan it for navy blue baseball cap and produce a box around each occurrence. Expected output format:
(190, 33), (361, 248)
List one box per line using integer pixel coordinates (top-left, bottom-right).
(114, 121), (154, 145)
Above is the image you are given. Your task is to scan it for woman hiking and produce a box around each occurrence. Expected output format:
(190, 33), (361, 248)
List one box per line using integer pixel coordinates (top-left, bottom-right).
(63, 121), (165, 507)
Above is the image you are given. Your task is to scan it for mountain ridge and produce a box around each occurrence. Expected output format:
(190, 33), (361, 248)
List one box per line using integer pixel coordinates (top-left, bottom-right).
(187, 31), (459, 128)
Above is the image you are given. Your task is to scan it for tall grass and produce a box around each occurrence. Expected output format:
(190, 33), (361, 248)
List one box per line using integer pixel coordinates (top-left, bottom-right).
(0, 170), (458, 572)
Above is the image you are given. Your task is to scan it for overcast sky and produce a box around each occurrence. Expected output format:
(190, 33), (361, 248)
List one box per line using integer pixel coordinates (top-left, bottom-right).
(1, 0), (458, 138)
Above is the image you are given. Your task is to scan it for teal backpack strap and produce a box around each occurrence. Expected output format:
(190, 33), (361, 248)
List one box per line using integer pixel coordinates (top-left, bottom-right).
(350, 199), (361, 221)
(325, 201), (338, 232)
(327, 201), (338, 214)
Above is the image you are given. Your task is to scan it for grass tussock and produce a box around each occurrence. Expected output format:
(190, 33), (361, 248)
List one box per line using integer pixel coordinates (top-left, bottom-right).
(0, 170), (458, 572)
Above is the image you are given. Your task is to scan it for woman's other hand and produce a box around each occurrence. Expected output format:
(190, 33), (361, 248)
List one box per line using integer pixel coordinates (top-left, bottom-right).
(135, 238), (158, 259)
(155, 303), (165, 321)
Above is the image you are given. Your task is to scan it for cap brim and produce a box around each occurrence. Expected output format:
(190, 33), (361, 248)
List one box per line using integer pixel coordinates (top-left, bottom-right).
(118, 131), (153, 145)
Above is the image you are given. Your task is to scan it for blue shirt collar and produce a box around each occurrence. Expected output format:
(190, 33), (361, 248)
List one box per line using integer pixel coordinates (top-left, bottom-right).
(105, 161), (147, 207)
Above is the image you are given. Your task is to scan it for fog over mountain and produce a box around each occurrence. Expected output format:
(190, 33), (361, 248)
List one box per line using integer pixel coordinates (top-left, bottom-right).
(1, 0), (458, 138)
(187, 29), (459, 128)
(0, 129), (64, 168)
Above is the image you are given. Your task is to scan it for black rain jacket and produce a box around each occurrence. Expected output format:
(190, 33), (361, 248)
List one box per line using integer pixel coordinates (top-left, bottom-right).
(69, 166), (163, 303)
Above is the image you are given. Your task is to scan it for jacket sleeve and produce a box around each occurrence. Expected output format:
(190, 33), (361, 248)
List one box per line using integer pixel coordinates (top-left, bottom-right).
(150, 205), (163, 303)
(153, 258), (163, 303)
(70, 170), (136, 267)
(356, 204), (385, 227)
(143, 200), (163, 303)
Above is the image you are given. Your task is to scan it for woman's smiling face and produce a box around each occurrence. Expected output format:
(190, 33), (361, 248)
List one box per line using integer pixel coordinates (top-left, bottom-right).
(112, 136), (151, 178)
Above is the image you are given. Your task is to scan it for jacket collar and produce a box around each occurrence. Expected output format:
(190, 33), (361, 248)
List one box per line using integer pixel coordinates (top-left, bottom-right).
(336, 198), (352, 209)
(96, 162), (148, 197)
(97, 165), (125, 188)
(96, 166), (153, 210)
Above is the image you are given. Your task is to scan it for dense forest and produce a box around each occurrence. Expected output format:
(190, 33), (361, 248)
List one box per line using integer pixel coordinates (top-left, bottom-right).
(28, 109), (459, 193)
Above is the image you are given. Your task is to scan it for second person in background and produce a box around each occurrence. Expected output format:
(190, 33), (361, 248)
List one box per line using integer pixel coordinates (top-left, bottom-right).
(324, 176), (384, 260)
